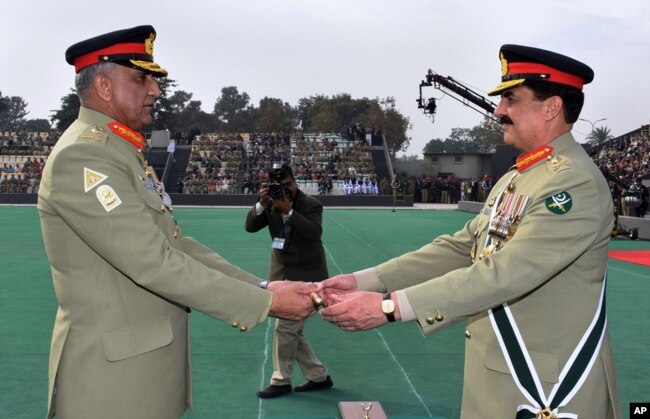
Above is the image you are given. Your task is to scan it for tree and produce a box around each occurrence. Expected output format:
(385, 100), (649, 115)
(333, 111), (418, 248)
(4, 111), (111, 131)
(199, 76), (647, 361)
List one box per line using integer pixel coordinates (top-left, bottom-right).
(0, 90), (8, 115)
(469, 117), (503, 152)
(213, 86), (254, 132)
(298, 94), (372, 133)
(396, 154), (423, 162)
(177, 100), (219, 133)
(24, 118), (51, 132)
(50, 89), (80, 132)
(151, 78), (179, 131)
(423, 118), (502, 154)
(587, 126), (614, 146)
(377, 97), (411, 158)
(297, 94), (410, 157)
(256, 97), (295, 133)
(309, 103), (341, 133)
(0, 95), (29, 132)
(423, 138), (446, 153)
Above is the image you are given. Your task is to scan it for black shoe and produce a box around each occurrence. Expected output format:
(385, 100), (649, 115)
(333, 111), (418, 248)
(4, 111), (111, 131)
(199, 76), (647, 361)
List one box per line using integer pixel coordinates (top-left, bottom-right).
(293, 375), (334, 392)
(256, 384), (292, 398)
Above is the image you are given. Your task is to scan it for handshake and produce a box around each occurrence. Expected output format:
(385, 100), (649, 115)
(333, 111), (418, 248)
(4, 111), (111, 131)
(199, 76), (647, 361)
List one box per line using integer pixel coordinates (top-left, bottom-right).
(268, 274), (397, 331)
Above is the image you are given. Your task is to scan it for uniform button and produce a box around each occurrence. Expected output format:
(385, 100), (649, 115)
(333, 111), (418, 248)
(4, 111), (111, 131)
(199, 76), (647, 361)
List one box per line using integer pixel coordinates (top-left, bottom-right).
(426, 316), (435, 325)
(231, 322), (239, 328)
(435, 314), (444, 322)
(239, 325), (248, 332)
(465, 330), (472, 339)
(160, 205), (166, 212)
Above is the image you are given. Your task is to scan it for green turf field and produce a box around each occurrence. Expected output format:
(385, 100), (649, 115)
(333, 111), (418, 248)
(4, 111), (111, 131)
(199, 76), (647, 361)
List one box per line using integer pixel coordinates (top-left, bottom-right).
(0, 206), (648, 418)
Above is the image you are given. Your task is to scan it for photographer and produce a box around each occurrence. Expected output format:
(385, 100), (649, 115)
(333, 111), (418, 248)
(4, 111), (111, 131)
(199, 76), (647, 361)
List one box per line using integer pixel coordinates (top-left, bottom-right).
(625, 178), (649, 217)
(245, 163), (333, 398)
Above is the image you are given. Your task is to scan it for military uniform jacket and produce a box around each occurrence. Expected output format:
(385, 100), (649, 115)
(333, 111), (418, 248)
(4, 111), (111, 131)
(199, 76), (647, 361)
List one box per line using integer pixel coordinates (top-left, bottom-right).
(38, 107), (272, 419)
(367, 133), (621, 418)
(245, 189), (328, 282)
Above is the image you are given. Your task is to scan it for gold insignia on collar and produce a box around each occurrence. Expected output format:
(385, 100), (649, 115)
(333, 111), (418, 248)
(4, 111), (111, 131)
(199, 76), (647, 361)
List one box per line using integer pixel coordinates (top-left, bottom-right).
(109, 121), (144, 149)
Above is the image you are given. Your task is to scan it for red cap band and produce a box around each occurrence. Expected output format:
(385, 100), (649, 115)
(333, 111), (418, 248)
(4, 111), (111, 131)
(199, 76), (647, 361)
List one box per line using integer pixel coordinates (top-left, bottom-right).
(507, 62), (584, 90)
(73, 42), (148, 73)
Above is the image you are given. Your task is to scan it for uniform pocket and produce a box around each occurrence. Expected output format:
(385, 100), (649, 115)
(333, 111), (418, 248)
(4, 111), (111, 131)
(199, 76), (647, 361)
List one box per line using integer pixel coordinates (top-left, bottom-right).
(484, 342), (559, 384)
(141, 186), (165, 213)
(103, 316), (173, 361)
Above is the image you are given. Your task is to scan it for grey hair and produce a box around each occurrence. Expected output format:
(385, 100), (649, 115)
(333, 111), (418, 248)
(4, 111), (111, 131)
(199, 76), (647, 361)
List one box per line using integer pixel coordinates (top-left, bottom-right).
(75, 62), (118, 100)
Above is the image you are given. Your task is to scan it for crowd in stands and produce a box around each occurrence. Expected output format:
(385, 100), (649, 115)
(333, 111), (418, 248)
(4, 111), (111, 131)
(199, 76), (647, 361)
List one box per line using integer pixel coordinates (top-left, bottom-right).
(178, 133), (248, 194)
(0, 132), (57, 193)
(590, 125), (649, 217)
(591, 126), (649, 184)
(177, 132), (378, 196)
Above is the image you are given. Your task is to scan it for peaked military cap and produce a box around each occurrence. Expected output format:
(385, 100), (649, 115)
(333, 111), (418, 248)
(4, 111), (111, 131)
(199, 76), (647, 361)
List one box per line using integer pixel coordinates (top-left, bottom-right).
(488, 44), (593, 96)
(65, 25), (168, 77)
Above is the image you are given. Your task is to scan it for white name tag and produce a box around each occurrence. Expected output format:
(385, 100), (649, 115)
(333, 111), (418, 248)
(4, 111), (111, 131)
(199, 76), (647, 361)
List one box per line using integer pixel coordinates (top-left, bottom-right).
(272, 237), (286, 250)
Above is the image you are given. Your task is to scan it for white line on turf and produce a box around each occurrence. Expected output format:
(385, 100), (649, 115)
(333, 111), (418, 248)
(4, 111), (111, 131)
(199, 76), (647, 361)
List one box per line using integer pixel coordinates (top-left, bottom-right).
(324, 212), (392, 260)
(257, 319), (273, 419)
(324, 222), (433, 417)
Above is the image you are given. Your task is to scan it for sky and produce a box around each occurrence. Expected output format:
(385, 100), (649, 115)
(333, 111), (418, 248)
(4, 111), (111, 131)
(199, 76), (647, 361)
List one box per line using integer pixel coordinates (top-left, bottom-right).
(1, 0), (649, 156)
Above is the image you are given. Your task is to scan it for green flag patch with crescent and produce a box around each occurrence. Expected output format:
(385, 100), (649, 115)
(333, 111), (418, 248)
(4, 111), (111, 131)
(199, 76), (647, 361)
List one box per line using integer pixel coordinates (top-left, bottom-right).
(545, 191), (572, 214)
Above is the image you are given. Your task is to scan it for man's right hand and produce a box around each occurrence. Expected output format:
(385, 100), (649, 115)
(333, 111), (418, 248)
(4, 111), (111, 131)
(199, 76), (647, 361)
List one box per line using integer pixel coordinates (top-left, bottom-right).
(259, 182), (271, 208)
(268, 281), (319, 321)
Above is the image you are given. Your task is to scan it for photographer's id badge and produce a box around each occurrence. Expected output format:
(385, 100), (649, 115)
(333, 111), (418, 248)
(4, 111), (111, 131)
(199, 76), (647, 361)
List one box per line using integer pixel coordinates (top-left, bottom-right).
(272, 237), (286, 250)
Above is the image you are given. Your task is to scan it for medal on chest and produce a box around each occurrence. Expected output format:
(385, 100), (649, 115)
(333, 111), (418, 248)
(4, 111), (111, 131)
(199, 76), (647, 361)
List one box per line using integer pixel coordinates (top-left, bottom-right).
(471, 172), (530, 262)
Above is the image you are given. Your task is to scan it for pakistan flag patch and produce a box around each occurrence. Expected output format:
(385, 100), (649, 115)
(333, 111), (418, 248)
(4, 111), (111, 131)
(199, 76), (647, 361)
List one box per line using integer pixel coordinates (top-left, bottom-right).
(545, 191), (572, 214)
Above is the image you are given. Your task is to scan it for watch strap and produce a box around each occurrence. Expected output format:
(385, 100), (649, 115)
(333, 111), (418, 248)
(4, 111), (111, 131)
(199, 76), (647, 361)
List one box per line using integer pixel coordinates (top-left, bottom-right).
(383, 292), (396, 323)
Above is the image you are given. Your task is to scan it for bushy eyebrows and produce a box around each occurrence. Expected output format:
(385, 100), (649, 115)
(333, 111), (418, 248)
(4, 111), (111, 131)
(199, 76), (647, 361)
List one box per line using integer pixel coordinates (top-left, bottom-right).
(502, 90), (516, 100)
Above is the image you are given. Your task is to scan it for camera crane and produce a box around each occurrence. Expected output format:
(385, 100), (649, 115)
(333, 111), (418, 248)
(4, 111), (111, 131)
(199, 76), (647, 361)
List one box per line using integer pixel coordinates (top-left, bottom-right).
(416, 69), (498, 122)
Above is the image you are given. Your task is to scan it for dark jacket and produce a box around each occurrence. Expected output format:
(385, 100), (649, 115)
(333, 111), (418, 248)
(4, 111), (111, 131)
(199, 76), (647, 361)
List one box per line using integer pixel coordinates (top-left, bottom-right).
(245, 189), (329, 281)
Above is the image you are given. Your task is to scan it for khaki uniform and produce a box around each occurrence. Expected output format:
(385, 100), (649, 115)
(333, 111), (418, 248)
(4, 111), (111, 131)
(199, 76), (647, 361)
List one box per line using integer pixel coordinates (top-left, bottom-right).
(362, 133), (621, 418)
(38, 107), (272, 419)
(245, 189), (329, 385)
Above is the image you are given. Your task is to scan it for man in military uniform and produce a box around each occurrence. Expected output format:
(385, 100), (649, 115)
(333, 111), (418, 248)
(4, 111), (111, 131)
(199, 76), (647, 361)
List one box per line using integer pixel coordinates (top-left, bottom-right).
(319, 45), (621, 418)
(245, 163), (333, 398)
(38, 25), (317, 419)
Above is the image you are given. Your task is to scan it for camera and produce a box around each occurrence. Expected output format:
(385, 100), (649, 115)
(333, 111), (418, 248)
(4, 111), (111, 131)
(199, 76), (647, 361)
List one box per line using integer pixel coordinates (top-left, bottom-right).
(267, 162), (292, 199)
(623, 183), (642, 207)
(268, 182), (288, 199)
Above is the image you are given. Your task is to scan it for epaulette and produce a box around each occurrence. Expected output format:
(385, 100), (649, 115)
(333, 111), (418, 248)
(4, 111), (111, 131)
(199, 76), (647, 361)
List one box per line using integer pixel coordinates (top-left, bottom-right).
(546, 153), (573, 174)
(78, 125), (108, 143)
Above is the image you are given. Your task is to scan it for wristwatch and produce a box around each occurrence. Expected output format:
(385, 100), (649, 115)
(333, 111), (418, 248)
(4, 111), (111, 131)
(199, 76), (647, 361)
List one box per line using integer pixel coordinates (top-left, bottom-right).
(259, 280), (269, 289)
(381, 293), (396, 322)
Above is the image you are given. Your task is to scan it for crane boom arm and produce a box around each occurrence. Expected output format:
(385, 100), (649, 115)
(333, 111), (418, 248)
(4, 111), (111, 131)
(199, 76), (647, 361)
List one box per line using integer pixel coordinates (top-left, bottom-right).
(418, 69), (498, 122)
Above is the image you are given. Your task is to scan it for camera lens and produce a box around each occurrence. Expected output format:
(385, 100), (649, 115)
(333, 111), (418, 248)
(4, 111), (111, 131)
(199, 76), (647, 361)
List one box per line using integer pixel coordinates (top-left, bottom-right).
(269, 184), (284, 199)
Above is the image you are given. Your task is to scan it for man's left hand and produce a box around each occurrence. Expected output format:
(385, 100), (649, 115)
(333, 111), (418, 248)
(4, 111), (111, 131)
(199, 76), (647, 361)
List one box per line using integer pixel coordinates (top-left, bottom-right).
(272, 194), (292, 214)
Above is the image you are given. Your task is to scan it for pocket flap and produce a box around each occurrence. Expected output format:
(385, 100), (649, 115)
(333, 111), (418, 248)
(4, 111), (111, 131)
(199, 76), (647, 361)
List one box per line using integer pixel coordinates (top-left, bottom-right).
(103, 317), (173, 362)
(484, 342), (559, 384)
(142, 187), (165, 213)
